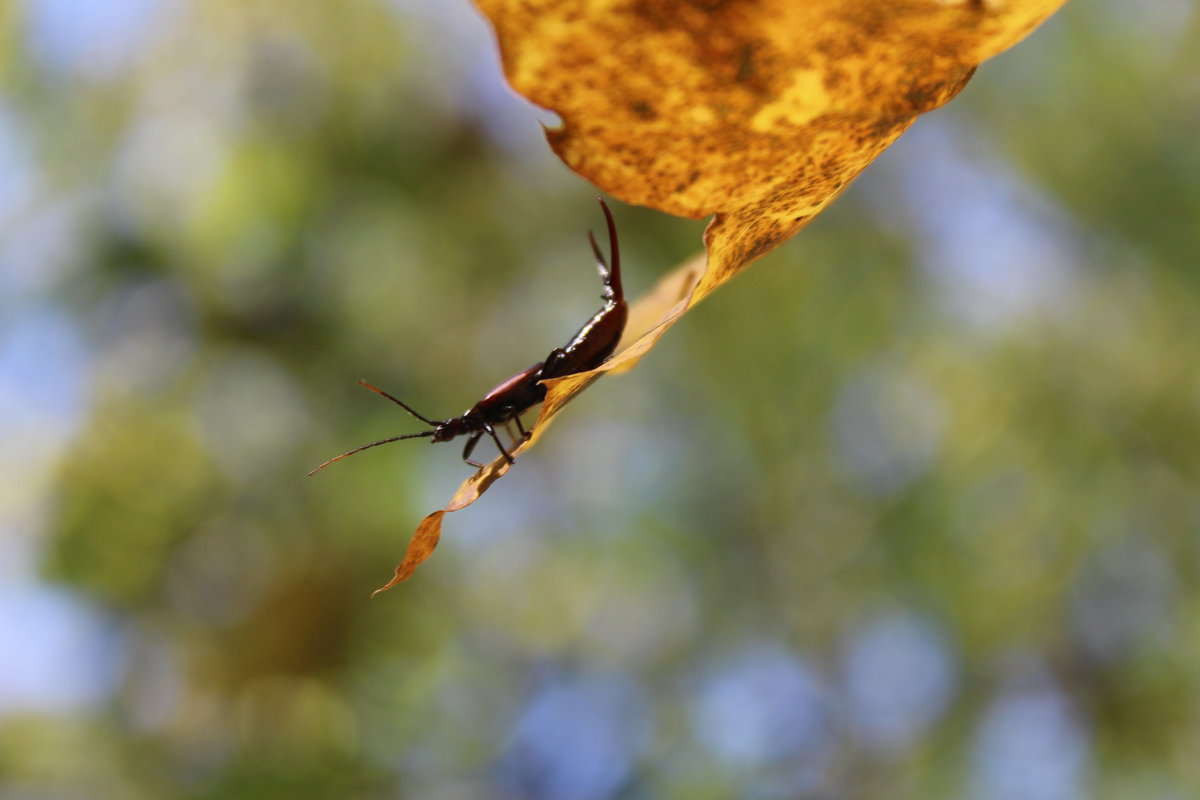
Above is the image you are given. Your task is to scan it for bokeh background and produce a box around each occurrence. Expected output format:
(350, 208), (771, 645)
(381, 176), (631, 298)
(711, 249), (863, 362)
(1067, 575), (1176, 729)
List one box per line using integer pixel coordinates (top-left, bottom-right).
(2, 1), (1198, 798)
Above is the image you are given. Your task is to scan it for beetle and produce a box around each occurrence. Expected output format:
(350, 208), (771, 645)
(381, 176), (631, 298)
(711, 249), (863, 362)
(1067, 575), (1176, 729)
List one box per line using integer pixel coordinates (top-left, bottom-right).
(309, 198), (627, 474)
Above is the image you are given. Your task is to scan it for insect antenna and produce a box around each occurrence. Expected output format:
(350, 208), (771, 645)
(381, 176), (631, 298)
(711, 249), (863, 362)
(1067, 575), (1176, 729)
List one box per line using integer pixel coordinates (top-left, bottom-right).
(307, 430), (436, 475)
(358, 379), (440, 426)
(308, 380), (444, 475)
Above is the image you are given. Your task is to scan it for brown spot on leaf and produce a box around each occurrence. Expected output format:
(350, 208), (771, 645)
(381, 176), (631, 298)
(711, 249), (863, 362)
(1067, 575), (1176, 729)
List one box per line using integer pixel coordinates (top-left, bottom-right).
(631, 100), (657, 119)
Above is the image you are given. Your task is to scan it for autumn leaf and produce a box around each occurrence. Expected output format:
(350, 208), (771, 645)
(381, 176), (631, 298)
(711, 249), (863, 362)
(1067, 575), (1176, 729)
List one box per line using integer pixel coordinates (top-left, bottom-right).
(371, 0), (1068, 592)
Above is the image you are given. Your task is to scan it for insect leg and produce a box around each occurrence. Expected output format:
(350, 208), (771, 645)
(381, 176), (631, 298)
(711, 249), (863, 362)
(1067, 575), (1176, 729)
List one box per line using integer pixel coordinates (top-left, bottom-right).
(484, 422), (515, 465)
(461, 431), (487, 468)
(513, 413), (532, 441)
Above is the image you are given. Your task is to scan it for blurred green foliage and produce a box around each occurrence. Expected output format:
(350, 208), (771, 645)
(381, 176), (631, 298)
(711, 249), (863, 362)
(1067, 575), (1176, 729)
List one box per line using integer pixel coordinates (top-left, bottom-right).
(2, 1), (1199, 798)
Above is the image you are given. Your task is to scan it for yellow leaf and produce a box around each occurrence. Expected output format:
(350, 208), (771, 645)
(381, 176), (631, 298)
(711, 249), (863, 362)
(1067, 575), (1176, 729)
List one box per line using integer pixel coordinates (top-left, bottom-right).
(479, 0), (1066, 288)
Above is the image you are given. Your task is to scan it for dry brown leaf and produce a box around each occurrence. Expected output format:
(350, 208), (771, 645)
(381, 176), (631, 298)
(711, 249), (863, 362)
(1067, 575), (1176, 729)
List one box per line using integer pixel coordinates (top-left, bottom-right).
(372, 0), (1068, 592)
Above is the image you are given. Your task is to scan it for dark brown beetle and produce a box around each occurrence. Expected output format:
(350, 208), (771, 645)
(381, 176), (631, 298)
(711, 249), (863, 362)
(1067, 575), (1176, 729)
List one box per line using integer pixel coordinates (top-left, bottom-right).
(309, 198), (627, 473)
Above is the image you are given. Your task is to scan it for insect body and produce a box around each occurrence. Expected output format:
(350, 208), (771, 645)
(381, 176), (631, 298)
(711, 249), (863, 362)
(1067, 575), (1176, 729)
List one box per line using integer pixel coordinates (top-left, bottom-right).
(309, 198), (627, 474)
